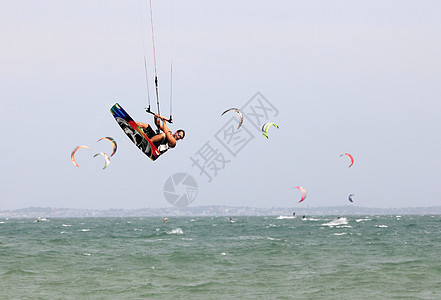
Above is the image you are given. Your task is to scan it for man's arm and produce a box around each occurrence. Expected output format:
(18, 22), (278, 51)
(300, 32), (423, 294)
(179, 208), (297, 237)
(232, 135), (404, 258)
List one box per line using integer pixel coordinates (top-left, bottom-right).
(154, 114), (162, 130)
(161, 121), (177, 148)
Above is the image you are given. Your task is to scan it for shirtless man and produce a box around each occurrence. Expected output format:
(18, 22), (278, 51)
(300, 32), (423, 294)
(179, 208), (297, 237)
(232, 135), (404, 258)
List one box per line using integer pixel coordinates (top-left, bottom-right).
(136, 114), (185, 154)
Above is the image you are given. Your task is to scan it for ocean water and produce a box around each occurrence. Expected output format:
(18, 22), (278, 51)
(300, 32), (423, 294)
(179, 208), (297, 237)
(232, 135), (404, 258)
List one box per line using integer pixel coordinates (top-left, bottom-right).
(1, 215), (440, 299)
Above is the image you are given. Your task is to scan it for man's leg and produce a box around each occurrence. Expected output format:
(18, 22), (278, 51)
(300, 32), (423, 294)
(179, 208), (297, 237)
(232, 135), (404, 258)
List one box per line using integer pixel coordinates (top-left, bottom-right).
(136, 122), (150, 129)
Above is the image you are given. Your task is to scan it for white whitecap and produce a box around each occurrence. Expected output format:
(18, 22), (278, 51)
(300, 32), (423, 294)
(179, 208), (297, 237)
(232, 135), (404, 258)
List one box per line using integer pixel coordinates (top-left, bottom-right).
(322, 217), (348, 227)
(276, 216), (295, 220)
(356, 219), (370, 222)
(168, 228), (183, 235)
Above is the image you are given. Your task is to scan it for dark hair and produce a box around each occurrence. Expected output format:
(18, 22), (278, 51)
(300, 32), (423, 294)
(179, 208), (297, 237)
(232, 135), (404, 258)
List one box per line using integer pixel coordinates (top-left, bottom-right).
(177, 129), (185, 139)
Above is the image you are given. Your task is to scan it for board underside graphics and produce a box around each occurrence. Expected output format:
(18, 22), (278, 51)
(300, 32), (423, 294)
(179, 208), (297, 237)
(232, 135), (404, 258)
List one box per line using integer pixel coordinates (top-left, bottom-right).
(110, 103), (160, 161)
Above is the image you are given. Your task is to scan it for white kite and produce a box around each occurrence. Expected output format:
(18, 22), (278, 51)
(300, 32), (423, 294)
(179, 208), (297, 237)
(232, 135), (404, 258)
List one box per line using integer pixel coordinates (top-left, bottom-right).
(221, 108), (243, 129)
(93, 152), (111, 169)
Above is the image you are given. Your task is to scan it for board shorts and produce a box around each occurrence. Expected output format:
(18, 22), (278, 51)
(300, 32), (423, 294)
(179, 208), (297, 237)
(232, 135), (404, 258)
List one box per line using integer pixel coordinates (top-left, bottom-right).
(142, 125), (170, 154)
(143, 125), (157, 139)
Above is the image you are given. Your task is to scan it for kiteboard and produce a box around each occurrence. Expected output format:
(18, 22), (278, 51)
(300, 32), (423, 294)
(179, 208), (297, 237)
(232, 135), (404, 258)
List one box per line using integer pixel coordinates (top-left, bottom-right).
(110, 103), (161, 161)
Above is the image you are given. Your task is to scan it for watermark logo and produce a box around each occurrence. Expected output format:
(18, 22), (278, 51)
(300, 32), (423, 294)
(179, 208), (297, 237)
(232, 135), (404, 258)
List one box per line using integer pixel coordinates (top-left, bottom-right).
(163, 92), (278, 207)
(163, 173), (198, 207)
(190, 92), (279, 182)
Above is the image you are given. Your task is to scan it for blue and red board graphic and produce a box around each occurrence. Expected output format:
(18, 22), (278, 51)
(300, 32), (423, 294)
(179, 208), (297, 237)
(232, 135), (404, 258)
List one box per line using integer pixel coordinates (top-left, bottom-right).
(110, 103), (160, 161)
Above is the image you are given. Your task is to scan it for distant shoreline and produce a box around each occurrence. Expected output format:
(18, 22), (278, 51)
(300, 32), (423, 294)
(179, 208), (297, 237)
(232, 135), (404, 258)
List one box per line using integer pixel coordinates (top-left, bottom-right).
(1, 206), (441, 218)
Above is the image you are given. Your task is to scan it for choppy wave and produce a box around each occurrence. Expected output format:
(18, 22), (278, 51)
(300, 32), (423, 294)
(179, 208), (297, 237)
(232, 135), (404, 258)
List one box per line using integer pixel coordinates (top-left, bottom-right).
(3, 269), (38, 276)
(168, 228), (184, 235)
(322, 217), (348, 227)
(1, 216), (440, 299)
(275, 216), (296, 219)
(356, 218), (371, 222)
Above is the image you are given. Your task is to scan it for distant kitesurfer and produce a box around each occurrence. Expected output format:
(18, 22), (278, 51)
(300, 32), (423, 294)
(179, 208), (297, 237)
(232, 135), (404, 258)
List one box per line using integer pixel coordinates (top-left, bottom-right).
(293, 212), (296, 217)
(302, 215), (306, 220)
(136, 114), (185, 154)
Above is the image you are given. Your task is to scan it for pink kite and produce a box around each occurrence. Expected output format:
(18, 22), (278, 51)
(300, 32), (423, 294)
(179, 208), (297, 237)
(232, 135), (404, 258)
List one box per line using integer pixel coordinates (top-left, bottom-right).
(294, 186), (307, 203)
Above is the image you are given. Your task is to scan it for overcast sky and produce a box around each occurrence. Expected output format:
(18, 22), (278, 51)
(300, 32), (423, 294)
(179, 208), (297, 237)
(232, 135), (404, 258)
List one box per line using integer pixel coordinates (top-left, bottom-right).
(1, 0), (441, 210)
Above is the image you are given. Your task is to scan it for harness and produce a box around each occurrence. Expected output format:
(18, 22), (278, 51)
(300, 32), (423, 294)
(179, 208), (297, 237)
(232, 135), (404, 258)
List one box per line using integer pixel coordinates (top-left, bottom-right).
(155, 130), (173, 154)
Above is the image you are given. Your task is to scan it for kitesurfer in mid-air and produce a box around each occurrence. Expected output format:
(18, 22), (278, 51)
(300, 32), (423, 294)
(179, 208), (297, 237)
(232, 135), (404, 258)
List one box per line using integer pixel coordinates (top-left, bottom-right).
(136, 114), (185, 154)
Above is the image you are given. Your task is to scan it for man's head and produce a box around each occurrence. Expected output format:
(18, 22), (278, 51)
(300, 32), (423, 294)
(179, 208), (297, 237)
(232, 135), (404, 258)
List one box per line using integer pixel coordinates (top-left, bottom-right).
(174, 129), (185, 141)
